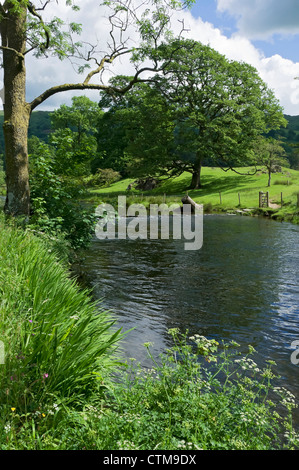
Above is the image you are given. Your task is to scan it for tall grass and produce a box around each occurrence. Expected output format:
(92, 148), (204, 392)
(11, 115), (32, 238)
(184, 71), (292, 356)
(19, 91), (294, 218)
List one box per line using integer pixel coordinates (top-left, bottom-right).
(0, 223), (124, 415)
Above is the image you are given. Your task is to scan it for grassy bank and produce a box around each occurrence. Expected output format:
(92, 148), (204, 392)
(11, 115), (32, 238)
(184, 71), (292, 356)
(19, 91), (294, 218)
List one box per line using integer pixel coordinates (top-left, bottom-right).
(0, 219), (123, 448)
(0, 219), (299, 449)
(87, 166), (299, 223)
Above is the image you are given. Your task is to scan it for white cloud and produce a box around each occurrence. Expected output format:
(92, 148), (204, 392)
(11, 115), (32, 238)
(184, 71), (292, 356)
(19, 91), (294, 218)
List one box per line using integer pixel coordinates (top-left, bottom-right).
(170, 10), (299, 115)
(216, 0), (299, 39)
(20, 1), (299, 115)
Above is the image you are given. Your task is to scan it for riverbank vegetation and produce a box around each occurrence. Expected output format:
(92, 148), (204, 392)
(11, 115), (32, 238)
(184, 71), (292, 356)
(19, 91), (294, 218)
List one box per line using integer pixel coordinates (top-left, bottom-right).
(0, 229), (298, 450)
(0, 3), (299, 449)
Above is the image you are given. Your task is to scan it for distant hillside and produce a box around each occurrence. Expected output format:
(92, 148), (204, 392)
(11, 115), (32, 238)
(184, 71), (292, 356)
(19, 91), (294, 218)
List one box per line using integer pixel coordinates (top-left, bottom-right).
(0, 110), (299, 168)
(0, 111), (52, 154)
(279, 114), (299, 142)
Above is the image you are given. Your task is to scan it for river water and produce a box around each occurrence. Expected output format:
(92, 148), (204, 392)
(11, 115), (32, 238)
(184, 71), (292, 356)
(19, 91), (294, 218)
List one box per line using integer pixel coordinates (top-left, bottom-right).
(80, 214), (299, 419)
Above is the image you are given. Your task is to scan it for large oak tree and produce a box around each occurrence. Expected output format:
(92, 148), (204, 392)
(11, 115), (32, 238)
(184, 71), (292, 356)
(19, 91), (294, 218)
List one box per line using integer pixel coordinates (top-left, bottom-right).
(0, 0), (193, 216)
(97, 40), (287, 189)
(154, 39), (287, 189)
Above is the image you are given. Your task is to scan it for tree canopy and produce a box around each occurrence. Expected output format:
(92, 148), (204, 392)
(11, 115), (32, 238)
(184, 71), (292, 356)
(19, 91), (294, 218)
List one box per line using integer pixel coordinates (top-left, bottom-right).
(98, 39), (287, 188)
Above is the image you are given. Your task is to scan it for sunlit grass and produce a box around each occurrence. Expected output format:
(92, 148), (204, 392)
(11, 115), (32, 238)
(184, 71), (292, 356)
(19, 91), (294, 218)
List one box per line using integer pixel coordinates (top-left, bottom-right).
(87, 166), (299, 215)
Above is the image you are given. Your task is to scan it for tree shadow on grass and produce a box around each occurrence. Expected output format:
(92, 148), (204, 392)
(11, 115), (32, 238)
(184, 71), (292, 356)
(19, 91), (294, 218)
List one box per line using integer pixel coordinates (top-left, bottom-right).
(153, 174), (192, 195)
(87, 170), (258, 200)
(152, 172), (254, 196)
(188, 173), (257, 198)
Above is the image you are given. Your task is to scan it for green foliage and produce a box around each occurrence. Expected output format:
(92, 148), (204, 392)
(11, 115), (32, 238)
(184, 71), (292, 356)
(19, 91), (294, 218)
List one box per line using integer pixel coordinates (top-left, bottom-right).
(26, 3), (82, 60)
(254, 136), (290, 186)
(28, 136), (96, 250)
(98, 78), (187, 179)
(26, 97), (105, 249)
(151, 39), (287, 180)
(49, 96), (103, 177)
(0, 223), (123, 419)
(1, 327), (298, 450)
(84, 168), (121, 187)
(51, 96), (101, 134)
(95, 330), (298, 450)
(49, 128), (97, 177)
(99, 40), (287, 188)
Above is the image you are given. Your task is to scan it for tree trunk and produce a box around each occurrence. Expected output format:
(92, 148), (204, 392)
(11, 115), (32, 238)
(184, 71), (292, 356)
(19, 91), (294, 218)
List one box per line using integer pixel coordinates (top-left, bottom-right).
(189, 159), (203, 189)
(1, 5), (31, 217)
(267, 167), (271, 187)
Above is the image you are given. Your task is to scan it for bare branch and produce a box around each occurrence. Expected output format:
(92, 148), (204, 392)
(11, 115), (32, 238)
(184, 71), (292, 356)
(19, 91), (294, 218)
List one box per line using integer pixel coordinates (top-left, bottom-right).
(30, 82), (108, 111)
(28, 1), (192, 111)
(30, 60), (166, 111)
(217, 162), (260, 176)
(0, 45), (24, 59)
(27, 1), (50, 52)
(82, 49), (128, 85)
(34, 1), (52, 12)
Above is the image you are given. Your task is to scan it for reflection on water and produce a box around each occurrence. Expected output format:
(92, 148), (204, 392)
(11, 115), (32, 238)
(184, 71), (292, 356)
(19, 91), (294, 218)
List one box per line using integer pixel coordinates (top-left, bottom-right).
(81, 215), (299, 417)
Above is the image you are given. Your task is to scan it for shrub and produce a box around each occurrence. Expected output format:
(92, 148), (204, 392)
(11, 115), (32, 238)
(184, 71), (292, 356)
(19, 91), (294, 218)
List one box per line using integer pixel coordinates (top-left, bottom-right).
(28, 137), (96, 250)
(85, 168), (121, 188)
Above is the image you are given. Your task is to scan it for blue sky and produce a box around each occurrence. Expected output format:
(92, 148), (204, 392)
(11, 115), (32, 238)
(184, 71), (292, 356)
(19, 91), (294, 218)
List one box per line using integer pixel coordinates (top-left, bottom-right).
(190, 0), (299, 63)
(183, 0), (299, 115)
(191, 0), (238, 36)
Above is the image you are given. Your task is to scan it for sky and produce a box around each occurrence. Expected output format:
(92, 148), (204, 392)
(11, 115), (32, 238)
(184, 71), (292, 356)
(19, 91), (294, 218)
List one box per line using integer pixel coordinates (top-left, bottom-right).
(1, 0), (299, 115)
(187, 0), (299, 115)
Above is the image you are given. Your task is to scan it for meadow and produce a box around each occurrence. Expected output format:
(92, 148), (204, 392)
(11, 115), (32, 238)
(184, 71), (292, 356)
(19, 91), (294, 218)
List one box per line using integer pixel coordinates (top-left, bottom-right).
(87, 166), (299, 223)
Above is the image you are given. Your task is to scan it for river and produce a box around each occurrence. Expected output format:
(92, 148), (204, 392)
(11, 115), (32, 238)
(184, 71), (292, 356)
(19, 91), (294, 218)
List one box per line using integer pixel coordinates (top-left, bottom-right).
(80, 214), (299, 420)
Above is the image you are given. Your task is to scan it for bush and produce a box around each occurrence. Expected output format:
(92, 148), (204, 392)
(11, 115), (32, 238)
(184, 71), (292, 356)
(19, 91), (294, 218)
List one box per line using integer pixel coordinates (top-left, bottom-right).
(28, 138), (96, 250)
(85, 168), (121, 188)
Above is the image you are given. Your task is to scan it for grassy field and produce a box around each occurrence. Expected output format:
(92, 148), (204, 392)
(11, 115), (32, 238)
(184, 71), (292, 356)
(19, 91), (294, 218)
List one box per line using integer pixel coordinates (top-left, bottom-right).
(87, 166), (299, 223)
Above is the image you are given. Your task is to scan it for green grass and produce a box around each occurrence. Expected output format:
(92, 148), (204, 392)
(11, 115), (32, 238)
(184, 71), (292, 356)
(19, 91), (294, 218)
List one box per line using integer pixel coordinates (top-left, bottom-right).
(87, 166), (299, 222)
(1, 328), (298, 450)
(0, 218), (123, 414)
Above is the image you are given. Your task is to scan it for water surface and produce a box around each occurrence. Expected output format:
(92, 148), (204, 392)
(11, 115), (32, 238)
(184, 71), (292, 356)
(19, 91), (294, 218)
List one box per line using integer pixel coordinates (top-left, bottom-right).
(81, 214), (299, 414)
